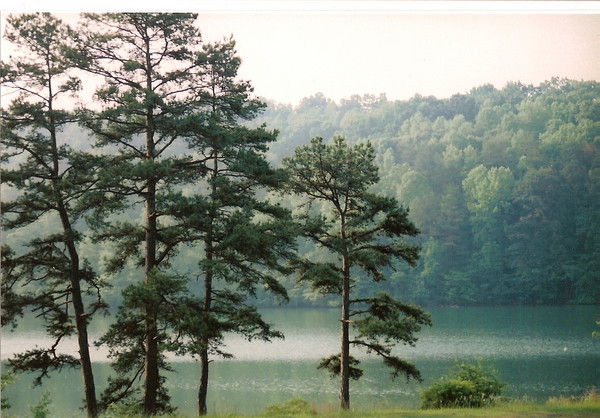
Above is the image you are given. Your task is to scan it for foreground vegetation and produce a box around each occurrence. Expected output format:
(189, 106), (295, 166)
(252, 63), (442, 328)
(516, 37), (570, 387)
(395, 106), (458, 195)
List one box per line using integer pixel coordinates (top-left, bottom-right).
(95, 390), (600, 417)
(6, 401), (600, 418)
(3, 382), (599, 417)
(241, 391), (600, 417)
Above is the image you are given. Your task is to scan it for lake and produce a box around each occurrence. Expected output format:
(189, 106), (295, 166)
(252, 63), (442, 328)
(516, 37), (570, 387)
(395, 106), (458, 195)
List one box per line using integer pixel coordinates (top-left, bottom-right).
(2, 305), (599, 416)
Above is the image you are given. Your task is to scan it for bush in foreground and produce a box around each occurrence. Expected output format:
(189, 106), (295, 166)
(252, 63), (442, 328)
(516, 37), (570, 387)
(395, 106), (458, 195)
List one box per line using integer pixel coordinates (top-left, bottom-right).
(263, 397), (317, 416)
(420, 361), (504, 409)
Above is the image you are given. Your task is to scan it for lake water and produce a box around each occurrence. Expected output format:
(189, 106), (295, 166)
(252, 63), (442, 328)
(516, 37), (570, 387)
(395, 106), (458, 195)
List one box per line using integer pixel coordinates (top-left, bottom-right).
(2, 306), (599, 416)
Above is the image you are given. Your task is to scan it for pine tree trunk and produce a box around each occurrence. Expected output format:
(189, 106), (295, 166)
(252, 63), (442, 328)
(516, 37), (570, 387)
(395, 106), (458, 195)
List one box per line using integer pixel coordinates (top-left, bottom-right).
(197, 261), (211, 416)
(339, 216), (351, 410)
(198, 349), (209, 416)
(144, 317), (159, 415)
(73, 296), (98, 418)
(50, 90), (98, 416)
(64, 228), (98, 418)
(198, 245), (213, 416)
(340, 254), (351, 410)
(143, 179), (160, 416)
(58, 206), (98, 418)
(198, 155), (218, 416)
(143, 47), (160, 413)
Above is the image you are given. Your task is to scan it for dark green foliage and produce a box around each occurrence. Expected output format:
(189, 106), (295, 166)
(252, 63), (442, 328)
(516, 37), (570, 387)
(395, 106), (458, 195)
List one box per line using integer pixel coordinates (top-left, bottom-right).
(351, 292), (431, 381)
(161, 37), (297, 415)
(8, 350), (79, 386)
(284, 136), (429, 409)
(317, 354), (363, 380)
(73, 13), (213, 414)
(95, 270), (184, 414)
(1, 13), (105, 417)
(1, 246), (32, 329)
(420, 361), (505, 409)
(422, 379), (480, 409)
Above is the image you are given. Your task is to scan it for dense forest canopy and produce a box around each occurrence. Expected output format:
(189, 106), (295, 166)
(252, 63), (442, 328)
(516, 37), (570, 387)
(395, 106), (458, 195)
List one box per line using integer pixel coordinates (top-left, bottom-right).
(254, 78), (600, 306)
(3, 78), (598, 308)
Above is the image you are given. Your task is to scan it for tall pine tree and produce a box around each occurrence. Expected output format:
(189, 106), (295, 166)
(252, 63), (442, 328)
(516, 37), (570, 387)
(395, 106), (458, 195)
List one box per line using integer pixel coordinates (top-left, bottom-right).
(283, 136), (431, 410)
(164, 39), (297, 416)
(71, 13), (208, 414)
(0, 13), (105, 418)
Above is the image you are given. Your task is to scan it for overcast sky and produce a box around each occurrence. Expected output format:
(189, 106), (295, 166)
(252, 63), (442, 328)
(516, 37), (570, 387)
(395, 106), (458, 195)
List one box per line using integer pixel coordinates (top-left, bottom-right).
(1, 2), (599, 105)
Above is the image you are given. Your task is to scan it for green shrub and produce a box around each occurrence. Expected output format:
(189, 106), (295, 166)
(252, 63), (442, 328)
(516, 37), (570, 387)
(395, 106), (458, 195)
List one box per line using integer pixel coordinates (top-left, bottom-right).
(263, 397), (316, 416)
(30, 392), (51, 418)
(103, 401), (144, 417)
(420, 361), (504, 409)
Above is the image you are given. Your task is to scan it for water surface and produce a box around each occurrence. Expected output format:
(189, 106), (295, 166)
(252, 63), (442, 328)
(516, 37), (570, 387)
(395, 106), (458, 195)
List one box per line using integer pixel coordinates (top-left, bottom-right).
(2, 305), (598, 416)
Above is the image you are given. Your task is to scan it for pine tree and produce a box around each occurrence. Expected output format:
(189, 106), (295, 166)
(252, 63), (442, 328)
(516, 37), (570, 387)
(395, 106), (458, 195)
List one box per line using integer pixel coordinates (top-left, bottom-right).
(283, 136), (431, 410)
(164, 39), (297, 416)
(71, 13), (208, 414)
(0, 13), (105, 418)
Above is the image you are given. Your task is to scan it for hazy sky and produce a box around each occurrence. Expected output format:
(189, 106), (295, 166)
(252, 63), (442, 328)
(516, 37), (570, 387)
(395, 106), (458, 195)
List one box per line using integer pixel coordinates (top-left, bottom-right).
(198, 12), (599, 104)
(1, 2), (599, 105)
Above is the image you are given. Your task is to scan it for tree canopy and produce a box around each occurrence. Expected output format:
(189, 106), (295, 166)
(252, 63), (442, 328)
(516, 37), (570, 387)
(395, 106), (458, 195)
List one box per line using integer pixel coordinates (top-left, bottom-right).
(284, 136), (430, 410)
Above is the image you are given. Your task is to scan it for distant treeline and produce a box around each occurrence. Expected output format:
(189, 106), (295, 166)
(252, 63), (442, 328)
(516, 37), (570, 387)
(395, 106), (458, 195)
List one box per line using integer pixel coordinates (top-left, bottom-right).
(5, 79), (598, 308)
(255, 78), (600, 306)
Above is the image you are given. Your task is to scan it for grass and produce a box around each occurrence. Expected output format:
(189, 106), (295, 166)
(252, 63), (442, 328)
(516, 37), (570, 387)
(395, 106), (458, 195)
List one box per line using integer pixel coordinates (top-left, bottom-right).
(239, 389), (600, 417)
(83, 390), (600, 417)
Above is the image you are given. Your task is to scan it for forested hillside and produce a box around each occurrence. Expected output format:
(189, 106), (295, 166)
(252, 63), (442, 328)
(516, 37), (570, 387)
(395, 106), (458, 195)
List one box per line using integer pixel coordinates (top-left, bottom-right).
(4, 78), (598, 308)
(256, 79), (600, 306)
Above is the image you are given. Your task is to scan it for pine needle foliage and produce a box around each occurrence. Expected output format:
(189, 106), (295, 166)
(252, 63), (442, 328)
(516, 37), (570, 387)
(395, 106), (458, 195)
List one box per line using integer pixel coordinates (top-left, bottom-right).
(162, 38), (297, 415)
(1, 13), (106, 417)
(283, 136), (431, 410)
(69, 13), (212, 414)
